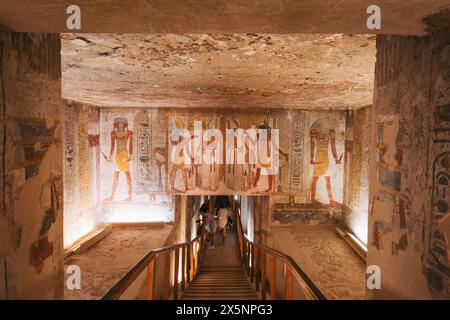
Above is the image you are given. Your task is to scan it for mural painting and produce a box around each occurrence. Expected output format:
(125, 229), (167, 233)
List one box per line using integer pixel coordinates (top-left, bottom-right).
(97, 109), (345, 202)
(16, 118), (60, 180)
(30, 163), (62, 273)
(135, 110), (167, 196)
(256, 121), (288, 193)
(422, 101), (450, 298)
(309, 119), (343, 206)
(307, 112), (345, 206)
(100, 110), (169, 204)
(104, 117), (134, 202)
(199, 115), (221, 192)
(166, 113), (290, 195)
(167, 114), (224, 193)
(223, 115), (284, 194)
(288, 111), (305, 195)
(64, 105), (77, 209)
(424, 151), (450, 293)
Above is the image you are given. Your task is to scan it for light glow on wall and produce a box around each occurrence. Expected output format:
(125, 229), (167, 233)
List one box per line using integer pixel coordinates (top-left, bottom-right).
(104, 203), (173, 223)
(346, 189), (369, 245)
(64, 215), (98, 249)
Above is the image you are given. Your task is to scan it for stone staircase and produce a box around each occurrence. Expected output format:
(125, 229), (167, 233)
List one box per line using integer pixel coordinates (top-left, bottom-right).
(182, 266), (257, 300)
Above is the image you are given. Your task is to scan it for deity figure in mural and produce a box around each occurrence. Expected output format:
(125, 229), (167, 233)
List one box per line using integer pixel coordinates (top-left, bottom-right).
(252, 122), (288, 193)
(309, 119), (342, 206)
(199, 117), (220, 192)
(169, 115), (196, 192)
(226, 118), (251, 191)
(104, 117), (133, 202)
(201, 134), (220, 191)
(170, 134), (190, 192)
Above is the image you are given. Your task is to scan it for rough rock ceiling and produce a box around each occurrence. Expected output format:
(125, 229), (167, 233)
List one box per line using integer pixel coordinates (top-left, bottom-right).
(62, 33), (375, 109)
(1, 1), (449, 34)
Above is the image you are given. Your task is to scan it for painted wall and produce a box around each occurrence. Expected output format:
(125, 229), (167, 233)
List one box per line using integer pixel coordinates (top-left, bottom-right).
(0, 30), (63, 299)
(344, 107), (371, 244)
(368, 26), (450, 299)
(99, 109), (173, 223)
(63, 101), (102, 248)
(96, 108), (346, 202)
(272, 110), (346, 227)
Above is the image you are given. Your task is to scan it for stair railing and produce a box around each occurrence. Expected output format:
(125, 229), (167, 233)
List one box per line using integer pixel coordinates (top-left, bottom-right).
(236, 209), (326, 300)
(102, 224), (206, 300)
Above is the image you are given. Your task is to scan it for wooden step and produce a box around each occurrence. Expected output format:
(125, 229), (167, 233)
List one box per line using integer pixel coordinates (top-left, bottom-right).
(189, 283), (252, 286)
(182, 266), (257, 300)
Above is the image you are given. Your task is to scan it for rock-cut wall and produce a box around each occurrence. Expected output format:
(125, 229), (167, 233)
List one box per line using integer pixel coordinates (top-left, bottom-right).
(0, 29), (63, 299)
(63, 100), (102, 248)
(344, 107), (371, 244)
(368, 11), (450, 299)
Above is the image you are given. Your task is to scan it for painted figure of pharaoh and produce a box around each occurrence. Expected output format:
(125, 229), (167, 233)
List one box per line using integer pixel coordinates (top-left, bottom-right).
(309, 119), (342, 206)
(104, 117), (133, 202)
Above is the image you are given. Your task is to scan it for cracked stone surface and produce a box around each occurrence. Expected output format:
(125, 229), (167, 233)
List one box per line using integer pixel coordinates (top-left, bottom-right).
(271, 222), (366, 300)
(62, 33), (376, 109)
(64, 226), (172, 300)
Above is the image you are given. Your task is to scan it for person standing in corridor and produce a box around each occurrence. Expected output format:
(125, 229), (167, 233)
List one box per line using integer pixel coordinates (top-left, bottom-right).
(199, 203), (217, 249)
(215, 195), (231, 243)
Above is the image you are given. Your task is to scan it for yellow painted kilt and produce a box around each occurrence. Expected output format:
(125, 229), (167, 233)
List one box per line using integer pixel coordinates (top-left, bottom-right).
(313, 149), (329, 177)
(115, 150), (130, 172)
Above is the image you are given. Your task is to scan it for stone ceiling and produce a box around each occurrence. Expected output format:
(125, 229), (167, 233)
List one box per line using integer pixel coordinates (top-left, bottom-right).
(1, 1), (449, 34)
(61, 33), (376, 109)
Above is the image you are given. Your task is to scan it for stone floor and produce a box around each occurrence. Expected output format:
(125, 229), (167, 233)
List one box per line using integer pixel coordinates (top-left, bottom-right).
(64, 225), (173, 300)
(270, 221), (366, 300)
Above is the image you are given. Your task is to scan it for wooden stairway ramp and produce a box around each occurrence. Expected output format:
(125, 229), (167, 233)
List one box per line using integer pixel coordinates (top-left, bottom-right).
(182, 266), (257, 300)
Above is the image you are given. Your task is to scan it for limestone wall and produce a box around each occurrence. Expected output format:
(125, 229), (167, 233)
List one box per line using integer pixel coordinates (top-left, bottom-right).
(63, 100), (102, 248)
(344, 107), (371, 244)
(368, 25), (450, 299)
(0, 30), (63, 299)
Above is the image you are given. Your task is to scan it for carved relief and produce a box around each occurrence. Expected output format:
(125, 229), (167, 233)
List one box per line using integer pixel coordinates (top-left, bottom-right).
(424, 152), (450, 292)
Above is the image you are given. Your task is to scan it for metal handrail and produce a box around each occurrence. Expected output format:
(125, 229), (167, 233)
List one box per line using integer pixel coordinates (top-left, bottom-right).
(236, 209), (326, 300)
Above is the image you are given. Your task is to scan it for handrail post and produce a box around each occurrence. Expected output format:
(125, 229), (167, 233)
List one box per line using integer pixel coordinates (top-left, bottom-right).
(246, 242), (251, 276)
(194, 240), (198, 274)
(284, 264), (293, 300)
(163, 254), (170, 299)
(270, 256), (276, 300)
(261, 251), (266, 300)
(174, 248), (179, 300)
(187, 243), (191, 284)
(202, 230), (206, 261)
(255, 247), (260, 291)
(250, 244), (255, 283)
(145, 258), (155, 300)
(181, 246), (186, 292)
(242, 241), (246, 272)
